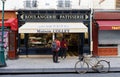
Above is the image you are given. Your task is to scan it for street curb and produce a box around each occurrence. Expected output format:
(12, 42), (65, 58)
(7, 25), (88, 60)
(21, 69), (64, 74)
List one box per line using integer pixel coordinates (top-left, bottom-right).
(0, 67), (120, 74)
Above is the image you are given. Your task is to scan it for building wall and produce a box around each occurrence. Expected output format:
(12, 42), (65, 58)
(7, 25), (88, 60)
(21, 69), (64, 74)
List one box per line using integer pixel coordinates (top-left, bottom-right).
(0, 0), (117, 10)
(98, 47), (118, 56)
(93, 0), (115, 9)
(92, 21), (98, 56)
(0, 0), (91, 10)
(0, 11), (17, 20)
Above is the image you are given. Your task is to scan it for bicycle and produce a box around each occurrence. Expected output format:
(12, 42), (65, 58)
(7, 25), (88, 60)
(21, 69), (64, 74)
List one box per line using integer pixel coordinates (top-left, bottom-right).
(75, 54), (110, 74)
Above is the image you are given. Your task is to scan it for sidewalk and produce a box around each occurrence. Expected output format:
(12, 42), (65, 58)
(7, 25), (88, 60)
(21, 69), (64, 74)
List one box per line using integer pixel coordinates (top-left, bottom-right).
(0, 56), (120, 73)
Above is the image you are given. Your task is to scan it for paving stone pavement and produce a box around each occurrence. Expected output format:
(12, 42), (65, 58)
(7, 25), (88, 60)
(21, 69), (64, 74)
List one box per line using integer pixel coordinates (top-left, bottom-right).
(0, 56), (120, 73)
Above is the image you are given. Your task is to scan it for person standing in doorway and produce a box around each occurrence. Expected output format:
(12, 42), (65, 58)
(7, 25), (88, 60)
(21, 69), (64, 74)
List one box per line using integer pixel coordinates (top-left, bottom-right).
(60, 38), (68, 59)
(52, 38), (61, 63)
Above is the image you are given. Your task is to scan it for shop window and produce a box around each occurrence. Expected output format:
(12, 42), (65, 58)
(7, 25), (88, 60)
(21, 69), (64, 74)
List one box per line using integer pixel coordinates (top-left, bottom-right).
(57, 0), (71, 9)
(24, 0), (38, 8)
(65, 0), (71, 7)
(32, 0), (38, 8)
(116, 0), (120, 9)
(24, 0), (31, 8)
(28, 34), (52, 48)
(57, 0), (64, 8)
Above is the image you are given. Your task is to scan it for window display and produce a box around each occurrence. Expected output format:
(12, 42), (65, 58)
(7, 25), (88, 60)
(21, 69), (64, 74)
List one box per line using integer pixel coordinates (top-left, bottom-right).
(28, 33), (52, 48)
(28, 33), (81, 48)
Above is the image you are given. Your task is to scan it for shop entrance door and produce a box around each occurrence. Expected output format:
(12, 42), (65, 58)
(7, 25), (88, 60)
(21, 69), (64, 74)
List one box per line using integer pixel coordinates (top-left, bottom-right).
(56, 33), (87, 57)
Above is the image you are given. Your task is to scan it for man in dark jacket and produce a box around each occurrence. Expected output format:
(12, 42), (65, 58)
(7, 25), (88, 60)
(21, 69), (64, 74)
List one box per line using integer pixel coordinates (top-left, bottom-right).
(60, 38), (68, 59)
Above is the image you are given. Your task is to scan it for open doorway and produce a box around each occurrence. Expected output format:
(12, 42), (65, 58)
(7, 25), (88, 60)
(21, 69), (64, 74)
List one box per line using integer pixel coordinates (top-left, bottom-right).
(56, 33), (89, 57)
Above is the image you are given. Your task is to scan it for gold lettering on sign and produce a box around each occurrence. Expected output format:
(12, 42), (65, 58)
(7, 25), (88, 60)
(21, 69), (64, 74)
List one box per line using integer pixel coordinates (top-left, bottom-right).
(23, 14), (87, 20)
(112, 26), (120, 30)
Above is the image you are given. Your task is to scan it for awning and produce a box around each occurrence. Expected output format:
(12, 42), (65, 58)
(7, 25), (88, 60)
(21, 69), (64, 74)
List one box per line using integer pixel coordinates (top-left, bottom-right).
(0, 18), (18, 31)
(97, 21), (120, 30)
(19, 22), (88, 33)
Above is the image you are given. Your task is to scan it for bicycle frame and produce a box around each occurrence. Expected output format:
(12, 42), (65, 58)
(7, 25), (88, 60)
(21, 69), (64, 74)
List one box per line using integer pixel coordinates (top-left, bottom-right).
(83, 56), (99, 68)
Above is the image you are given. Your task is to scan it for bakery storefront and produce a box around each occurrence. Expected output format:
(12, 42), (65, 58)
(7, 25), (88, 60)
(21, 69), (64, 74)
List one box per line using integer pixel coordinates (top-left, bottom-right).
(17, 10), (91, 57)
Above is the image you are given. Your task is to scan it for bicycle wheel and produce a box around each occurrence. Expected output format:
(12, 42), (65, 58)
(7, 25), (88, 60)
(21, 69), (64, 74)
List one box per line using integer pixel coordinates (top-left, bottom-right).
(75, 61), (89, 74)
(96, 60), (110, 73)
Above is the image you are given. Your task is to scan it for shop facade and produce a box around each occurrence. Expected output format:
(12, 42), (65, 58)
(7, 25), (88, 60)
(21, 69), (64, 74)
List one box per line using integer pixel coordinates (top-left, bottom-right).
(0, 11), (18, 59)
(93, 10), (120, 56)
(17, 9), (91, 57)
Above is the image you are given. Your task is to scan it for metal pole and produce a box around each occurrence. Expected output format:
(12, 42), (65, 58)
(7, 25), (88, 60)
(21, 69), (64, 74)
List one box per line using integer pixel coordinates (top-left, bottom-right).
(53, 33), (55, 41)
(90, 0), (93, 55)
(0, 0), (6, 67)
